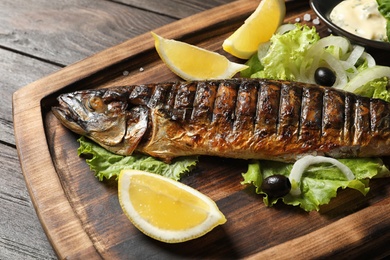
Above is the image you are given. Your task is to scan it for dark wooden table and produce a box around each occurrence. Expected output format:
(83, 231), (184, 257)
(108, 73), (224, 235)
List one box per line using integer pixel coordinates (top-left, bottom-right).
(1, 1), (235, 258)
(6, 0), (390, 259)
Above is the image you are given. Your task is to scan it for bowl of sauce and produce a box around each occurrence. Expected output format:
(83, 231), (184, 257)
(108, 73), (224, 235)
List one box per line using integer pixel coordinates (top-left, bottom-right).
(310, 0), (390, 50)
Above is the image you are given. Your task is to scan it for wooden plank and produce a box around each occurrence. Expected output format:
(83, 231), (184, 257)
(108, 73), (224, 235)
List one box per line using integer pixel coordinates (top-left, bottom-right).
(4, 0), (247, 259)
(13, 0), (390, 258)
(12, 2), (264, 258)
(0, 0), (175, 65)
(248, 202), (390, 259)
(0, 48), (59, 145)
(0, 48), (59, 259)
(115, 0), (235, 19)
(0, 142), (57, 259)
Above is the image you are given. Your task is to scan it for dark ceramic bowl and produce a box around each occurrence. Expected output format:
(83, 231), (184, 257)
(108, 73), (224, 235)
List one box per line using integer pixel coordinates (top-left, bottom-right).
(310, 0), (390, 50)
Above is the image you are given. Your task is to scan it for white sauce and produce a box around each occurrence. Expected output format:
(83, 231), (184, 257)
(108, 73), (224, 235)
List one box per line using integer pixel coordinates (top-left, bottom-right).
(330, 0), (387, 41)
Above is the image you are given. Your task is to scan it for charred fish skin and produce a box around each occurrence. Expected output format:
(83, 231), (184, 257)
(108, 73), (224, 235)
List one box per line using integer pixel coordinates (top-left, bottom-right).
(52, 78), (390, 162)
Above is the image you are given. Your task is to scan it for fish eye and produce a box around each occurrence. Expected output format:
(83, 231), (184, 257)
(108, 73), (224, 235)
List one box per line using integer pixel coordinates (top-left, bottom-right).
(86, 96), (104, 112)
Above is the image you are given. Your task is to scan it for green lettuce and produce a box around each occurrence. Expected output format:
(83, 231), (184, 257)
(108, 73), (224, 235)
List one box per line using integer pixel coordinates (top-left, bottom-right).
(77, 136), (198, 181)
(377, 0), (390, 41)
(243, 24), (320, 80)
(240, 53), (263, 78)
(354, 77), (390, 102)
(242, 159), (390, 212)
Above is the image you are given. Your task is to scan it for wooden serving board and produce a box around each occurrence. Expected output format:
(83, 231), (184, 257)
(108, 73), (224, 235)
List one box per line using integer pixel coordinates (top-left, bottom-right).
(13, 0), (390, 259)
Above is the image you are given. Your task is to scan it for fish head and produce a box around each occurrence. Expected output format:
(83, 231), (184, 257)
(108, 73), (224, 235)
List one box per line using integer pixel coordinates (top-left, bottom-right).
(52, 89), (134, 148)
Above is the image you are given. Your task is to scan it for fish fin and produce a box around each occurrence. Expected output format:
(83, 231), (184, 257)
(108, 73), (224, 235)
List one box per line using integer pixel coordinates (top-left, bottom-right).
(123, 106), (149, 154)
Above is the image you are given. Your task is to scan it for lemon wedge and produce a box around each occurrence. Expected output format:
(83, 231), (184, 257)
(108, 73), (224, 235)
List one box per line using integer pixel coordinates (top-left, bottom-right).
(152, 32), (248, 81)
(118, 169), (226, 243)
(222, 0), (286, 59)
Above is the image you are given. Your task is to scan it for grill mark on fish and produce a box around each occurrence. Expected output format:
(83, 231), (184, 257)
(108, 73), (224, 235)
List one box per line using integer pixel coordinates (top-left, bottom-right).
(371, 99), (390, 133)
(343, 94), (354, 146)
(354, 98), (370, 145)
(299, 86), (323, 144)
(148, 83), (169, 108)
(191, 81), (218, 123)
(322, 88), (344, 145)
(212, 80), (237, 133)
(164, 82), (179, 118)
(255, 81), (280, 137)
(233, 80), (257, 133)
(52, 78), (390, 162)
(206, 80), (238, 151)
(277, 82), (302, 142)
(130, 84), (151, 105)
(171, 82), (196, 121)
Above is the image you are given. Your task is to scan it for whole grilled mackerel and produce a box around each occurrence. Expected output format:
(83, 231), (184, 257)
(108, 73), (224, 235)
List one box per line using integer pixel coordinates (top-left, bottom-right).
(52, 78), (390, 162)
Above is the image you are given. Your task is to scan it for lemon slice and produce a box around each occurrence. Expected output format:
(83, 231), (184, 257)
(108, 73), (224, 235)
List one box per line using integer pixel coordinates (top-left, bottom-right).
(118, 169), (226, 243)
(152, 32), (248, 81)
(222, 0), (286, 59)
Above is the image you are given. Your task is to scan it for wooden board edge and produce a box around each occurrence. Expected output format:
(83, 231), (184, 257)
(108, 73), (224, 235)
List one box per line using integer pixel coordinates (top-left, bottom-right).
(247, 203), (390, 259)
(12, 102), (100, 259)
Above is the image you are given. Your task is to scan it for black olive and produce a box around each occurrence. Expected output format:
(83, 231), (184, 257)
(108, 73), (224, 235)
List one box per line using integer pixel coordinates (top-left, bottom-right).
(261, 175), (291, 198)
(314, 67), (336, 87)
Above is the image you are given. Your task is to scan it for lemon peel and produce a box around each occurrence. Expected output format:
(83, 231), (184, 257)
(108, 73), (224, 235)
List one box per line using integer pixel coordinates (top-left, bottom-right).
(152, 32), (248, 81)
(118, 169), (226, 243)
(223, 0), (286, 59)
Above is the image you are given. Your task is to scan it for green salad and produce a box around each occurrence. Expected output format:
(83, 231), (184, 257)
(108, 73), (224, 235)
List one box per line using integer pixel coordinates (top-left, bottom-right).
(239, 24), (390, 211)
(77, 136), (197, 181)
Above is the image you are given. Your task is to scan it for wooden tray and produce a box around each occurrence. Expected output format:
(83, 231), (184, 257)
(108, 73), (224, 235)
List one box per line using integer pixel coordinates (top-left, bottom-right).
(13, 0), (390, 258)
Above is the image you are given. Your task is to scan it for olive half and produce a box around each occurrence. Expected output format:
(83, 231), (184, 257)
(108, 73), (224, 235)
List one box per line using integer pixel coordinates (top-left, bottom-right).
(261, 175), (291, 198)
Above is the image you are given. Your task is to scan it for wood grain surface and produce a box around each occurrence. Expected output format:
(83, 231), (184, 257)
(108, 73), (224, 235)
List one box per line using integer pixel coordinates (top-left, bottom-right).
(2, 0), (235, 259)
(9, 0), (390, 259)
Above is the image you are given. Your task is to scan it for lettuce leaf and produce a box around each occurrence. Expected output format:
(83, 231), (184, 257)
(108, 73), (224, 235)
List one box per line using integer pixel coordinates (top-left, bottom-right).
(240, 53), (263, 78)
(354, 77), (390, 102)
(243, 24), (320, 80)
(77, 136), (198, 181)
(377, 0), (390, 40)
(242, 158), (390, 212)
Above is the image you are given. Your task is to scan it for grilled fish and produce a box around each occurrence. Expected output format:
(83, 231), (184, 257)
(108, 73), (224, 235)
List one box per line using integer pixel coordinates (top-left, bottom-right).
(52, 78), (390, 162)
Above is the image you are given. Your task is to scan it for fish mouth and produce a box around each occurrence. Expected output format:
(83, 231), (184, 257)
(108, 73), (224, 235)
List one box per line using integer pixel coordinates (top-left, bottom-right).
(52, 93), (89, 135)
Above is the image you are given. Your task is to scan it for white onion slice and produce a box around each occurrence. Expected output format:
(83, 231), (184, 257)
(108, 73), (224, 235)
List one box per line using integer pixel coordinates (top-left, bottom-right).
(275, 23), (297, 35)
(289, 155), (355, 196)
(343, 62), (358, 79)
(321, 51), (348, 88)
(343, 65), (390, 93)
(300, 35), (351, 84)
(360, 52), (376, 68)
(257, 41), (271, 61)
(306, 35), (350, 59)
(344, 45), (365, 70)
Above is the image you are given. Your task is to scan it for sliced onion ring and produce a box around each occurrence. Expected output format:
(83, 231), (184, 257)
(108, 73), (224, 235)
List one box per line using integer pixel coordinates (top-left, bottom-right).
(360, 52), (376, 68)
(289, 155), (355, 196)
(321, 51), (348, 88)
(306, 35), (350, 59)
(275, 23), (297, 35)
(344, 45), (365, 70)
(342, 65), (390, 92)
(300, 35), (351, 84)
(257, 41), (271, 61)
